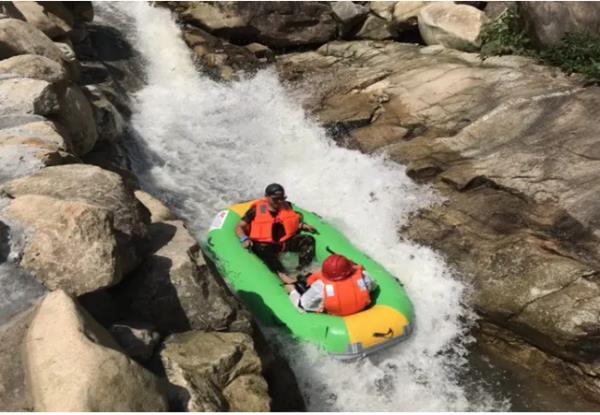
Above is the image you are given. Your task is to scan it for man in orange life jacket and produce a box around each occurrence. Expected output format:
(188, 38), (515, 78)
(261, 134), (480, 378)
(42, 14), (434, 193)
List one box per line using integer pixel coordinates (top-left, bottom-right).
(289, 254), (377, 316)
(235, 183), (317, 284)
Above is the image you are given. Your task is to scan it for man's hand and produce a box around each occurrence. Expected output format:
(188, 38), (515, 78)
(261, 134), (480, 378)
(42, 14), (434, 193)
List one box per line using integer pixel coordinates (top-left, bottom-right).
(277, 272), (297, 284)
(302, 224), (317, 233)
(241, 239), (253, 249)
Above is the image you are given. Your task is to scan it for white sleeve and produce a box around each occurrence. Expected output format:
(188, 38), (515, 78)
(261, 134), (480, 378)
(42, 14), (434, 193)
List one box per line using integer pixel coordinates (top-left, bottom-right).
(300, 280), (325, 312)
(288, 290), (305, 313)
(362, 271), (378, 291)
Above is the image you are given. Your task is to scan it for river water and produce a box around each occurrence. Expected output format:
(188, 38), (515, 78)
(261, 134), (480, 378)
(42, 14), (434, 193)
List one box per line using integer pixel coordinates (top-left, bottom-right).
(93, 2), (512, 411)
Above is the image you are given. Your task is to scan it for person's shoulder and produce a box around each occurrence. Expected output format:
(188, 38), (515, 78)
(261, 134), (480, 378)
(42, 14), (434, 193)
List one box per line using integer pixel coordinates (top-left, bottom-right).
(242, 206), (257, 221)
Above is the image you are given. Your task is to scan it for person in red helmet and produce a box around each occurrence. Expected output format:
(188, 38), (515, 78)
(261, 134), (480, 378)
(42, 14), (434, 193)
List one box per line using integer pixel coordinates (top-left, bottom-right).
(289, 254), (377, 316)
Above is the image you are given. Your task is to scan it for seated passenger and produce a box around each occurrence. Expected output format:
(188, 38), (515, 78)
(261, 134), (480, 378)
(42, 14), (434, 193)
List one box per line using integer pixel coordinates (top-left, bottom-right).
(235, 183), (317, 284)
(289, 255), (377, 316)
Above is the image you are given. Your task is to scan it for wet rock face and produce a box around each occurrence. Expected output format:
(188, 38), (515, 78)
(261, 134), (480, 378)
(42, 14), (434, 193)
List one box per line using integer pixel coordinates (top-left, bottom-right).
(276, 40), (600, 398)
(167, 1), (337, 48)
(478, 321), (600, 409)
(113, 219), (251, 334)
(24, 291), (168, 411)
(181, 24), (262, 81)
(160, 331), (270, 412)
(519, 2), (600, 48)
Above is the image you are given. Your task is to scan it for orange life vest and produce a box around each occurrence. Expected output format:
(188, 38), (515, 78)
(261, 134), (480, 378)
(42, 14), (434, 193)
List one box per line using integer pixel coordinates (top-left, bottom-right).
(248, 198), (301, 244)
(307, 266), (371, 316)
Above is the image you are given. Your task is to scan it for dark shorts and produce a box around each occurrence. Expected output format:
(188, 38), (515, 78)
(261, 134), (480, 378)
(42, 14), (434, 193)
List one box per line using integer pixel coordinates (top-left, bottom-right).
(251, 233), (316, 274)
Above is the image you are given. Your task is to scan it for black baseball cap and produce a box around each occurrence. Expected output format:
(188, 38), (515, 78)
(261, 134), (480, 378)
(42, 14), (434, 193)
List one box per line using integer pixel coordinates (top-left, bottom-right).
(265, 183), (285, 197)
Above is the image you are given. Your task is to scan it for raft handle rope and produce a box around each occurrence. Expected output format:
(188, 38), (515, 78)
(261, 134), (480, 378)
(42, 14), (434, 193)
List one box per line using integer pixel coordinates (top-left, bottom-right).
(373, 328), (393, 338)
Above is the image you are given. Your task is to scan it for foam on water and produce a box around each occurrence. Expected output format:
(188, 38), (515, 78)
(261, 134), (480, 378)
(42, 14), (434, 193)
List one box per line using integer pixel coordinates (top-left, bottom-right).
(99, 2), (508, 410)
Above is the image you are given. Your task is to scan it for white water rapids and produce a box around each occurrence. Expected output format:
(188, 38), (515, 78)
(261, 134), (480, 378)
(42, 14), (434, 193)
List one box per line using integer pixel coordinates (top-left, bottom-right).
(96, 2), (509, 411)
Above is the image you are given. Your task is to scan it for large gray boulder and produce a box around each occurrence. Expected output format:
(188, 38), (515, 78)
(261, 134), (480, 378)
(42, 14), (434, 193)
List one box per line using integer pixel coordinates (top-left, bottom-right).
(0, 307), (36, 411)
(5, 195), (123, 296)
(114, 219), (250, 334)
(12, 2), (74, 40)
(55, 85), (98, 156)
(0, 57), (95, 156)
(169, 1), (337, 48)
(392, 1), (427, 29)
(83, 85), (123, 144)
(369, 1), (396, 21)
(1, 164), (149, 240)
(0, 119), (75, 182)
(0, 54), (68, 84)
(356, 14), (396, 40)
(330, 2), (369, 37)
(418, 3), (489, 51)
(0, 77), (59, 116)
(0, 119), (71, 151)
(519, 2), (600, 48)
(24, 290), (168, 411)
(161, 331), (270, 411)
(2, 165), (149, 282)
(0, 142), (74, 183)
(0, 18), (63, 61)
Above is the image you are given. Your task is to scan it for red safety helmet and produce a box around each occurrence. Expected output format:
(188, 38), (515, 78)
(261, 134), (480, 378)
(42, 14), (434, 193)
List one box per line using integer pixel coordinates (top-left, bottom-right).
(322, 255), (354, 281)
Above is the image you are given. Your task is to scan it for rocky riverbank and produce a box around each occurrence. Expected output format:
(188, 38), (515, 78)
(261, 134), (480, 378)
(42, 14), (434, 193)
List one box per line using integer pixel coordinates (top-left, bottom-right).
(0, 2), (302, 411)
(164, 0), (600, 408)
(3, 0), (600, 411)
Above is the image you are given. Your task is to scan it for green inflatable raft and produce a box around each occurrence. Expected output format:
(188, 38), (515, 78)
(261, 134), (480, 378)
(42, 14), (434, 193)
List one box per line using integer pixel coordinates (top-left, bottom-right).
(203, 200), (415, 359)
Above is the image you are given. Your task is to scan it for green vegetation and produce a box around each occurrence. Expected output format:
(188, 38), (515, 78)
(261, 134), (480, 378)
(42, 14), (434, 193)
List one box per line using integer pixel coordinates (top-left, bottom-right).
(480, 9), (600, 84)
(480, 9), (534, 58)
(538, 32), (600, 83)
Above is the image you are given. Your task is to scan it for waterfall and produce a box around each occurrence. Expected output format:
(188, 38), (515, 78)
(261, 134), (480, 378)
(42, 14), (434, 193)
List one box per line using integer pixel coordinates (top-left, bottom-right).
(96, 2), (508, 411)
